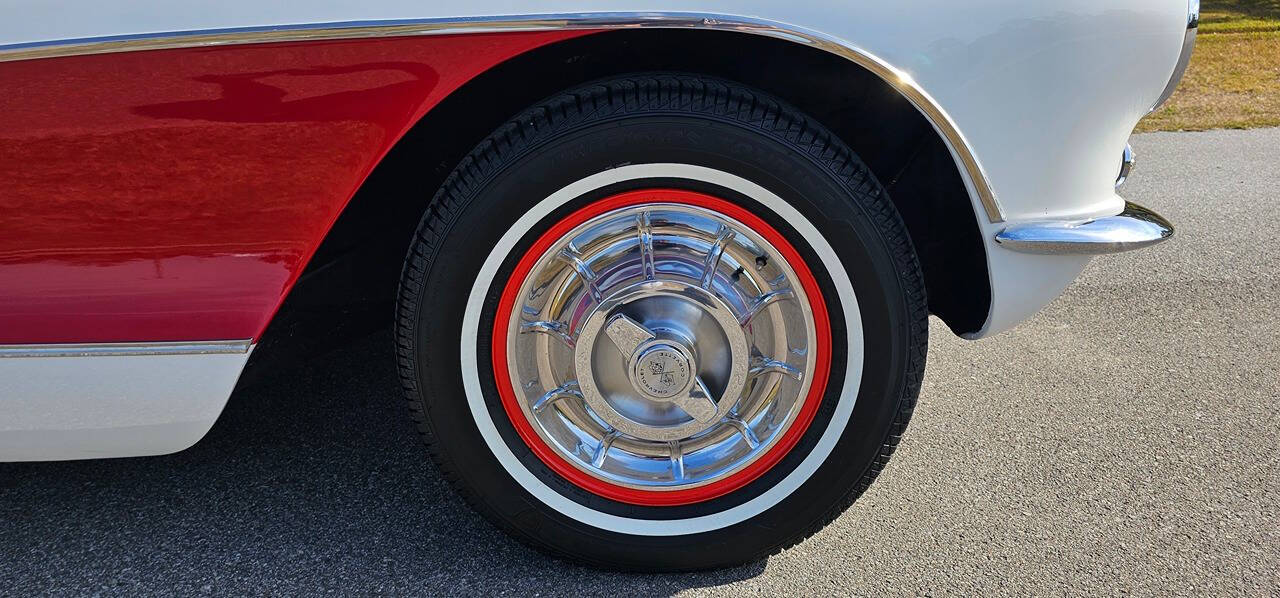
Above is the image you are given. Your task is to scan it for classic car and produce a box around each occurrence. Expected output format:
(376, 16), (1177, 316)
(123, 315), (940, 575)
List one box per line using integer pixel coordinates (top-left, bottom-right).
(0, 1), (1195, 570)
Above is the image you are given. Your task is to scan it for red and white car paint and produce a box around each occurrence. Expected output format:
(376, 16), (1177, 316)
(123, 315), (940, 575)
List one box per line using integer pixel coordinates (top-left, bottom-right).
(0, 0), (1195, 569)
(1, 29), (588, 459)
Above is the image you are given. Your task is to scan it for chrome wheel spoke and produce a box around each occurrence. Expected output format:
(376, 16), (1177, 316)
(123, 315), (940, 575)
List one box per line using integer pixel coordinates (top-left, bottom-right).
(637, 211), (655, 281)
(701, 225), (734, 289)
(748, 358), (804, 381)
(521, 320), (575, 348)
(558, 246), (602, 303)
(739, 288), (796, 327)
(592, 429), (620, 468)
(532, 382), (583, 414)
(668, 440), (685, 482)
(724, 416), (761, 449)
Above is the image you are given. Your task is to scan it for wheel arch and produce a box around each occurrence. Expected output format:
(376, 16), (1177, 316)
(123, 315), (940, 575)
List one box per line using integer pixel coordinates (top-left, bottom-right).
(284, 28), (991, 354)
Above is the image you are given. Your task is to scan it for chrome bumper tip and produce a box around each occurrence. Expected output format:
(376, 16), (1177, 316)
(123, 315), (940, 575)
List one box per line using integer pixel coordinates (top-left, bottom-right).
(994, 202), (1174, 255)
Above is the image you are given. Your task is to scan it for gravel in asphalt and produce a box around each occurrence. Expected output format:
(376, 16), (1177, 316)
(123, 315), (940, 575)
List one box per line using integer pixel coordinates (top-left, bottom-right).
(2, 128), (1278, 596)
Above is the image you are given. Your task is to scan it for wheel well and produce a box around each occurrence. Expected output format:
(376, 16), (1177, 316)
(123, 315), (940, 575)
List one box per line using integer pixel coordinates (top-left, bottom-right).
(255, 29), (990, 371)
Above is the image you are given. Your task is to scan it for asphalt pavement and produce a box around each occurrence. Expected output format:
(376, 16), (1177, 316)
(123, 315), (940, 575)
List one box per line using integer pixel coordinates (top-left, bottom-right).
(2, 128), (1277, 596)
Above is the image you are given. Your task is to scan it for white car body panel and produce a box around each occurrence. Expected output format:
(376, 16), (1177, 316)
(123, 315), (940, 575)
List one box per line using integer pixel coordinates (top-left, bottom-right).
(0, 346), (252, 461)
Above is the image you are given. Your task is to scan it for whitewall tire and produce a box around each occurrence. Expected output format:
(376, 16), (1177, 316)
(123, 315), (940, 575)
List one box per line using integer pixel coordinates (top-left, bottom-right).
(396, 73), (928, 570)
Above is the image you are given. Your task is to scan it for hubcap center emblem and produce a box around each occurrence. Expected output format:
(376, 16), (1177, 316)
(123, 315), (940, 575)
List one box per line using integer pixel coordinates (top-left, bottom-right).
(631, 344), (693, 400)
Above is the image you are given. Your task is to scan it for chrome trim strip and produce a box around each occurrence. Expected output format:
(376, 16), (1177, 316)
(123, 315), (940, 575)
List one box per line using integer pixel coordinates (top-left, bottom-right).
(1152, 0), (1199, 111)
(0, 12), (1006, 223)
(994, 202), (1174, 255)
(0, 339), (253, 358)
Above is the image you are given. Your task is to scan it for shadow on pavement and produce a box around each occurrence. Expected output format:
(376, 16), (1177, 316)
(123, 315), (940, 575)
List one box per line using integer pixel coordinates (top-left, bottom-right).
(0, 331), (766, 594)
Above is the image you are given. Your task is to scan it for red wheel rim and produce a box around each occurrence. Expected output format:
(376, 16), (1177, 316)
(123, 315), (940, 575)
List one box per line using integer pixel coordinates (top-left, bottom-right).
(492, 189), (832, 506)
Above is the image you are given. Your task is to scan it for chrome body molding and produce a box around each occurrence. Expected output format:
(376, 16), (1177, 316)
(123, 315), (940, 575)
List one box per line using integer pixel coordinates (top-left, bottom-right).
(0, 12), (1006, 223)
(994, 202), (1174, 255)
(1152, 0), (1200, 111)
(0, 339), (253, 358)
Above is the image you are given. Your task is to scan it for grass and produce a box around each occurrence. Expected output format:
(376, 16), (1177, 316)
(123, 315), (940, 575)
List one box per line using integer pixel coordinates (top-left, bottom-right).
(1137, 0), (1280, 132)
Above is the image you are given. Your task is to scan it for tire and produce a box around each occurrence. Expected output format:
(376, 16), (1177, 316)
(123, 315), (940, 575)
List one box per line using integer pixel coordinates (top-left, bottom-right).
(396, 73), (928, 571)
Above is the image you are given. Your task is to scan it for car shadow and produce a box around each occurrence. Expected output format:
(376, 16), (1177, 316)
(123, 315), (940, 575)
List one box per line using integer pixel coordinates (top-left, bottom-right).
(0, 330), (766, 594)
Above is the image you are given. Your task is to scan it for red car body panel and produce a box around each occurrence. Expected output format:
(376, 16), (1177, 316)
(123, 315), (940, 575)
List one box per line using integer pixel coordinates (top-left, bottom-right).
(0, 31), (587, 344)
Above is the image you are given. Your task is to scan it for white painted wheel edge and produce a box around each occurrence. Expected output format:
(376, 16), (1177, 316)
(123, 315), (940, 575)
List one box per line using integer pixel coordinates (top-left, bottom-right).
(460, 163), (864, 536)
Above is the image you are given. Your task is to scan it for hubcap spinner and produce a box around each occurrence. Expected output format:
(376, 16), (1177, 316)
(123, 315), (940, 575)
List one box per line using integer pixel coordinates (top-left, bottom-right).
(574, 281), (749, 442)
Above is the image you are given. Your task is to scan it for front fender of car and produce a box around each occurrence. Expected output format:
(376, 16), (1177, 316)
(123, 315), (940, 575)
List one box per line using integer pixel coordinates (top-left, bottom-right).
(0, 1), (1194, 337)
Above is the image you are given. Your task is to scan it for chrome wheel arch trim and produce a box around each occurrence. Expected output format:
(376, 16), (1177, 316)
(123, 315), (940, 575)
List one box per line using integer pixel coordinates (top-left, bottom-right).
(461, 163), (865, 536)
(0, 11), (1005, 223)
(1151, 0), (1199, 112)
(0, 339), (252, 358)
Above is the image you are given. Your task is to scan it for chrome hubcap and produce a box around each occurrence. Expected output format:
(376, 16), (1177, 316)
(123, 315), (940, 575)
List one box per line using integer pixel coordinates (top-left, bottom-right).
(503, 199), (819, 493)
(574, 281), (750, 442)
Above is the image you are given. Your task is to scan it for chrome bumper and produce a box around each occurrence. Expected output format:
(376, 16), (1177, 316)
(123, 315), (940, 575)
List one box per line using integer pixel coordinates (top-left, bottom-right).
(994, 202), (1173, 255)
(995, 1), (1192, 256)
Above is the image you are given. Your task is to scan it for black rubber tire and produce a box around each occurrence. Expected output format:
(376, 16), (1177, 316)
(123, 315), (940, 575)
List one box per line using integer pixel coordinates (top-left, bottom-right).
(396, 73), (928, 571)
